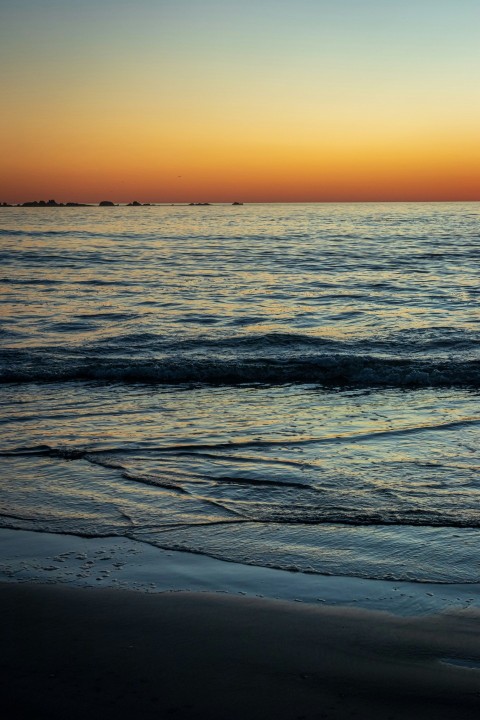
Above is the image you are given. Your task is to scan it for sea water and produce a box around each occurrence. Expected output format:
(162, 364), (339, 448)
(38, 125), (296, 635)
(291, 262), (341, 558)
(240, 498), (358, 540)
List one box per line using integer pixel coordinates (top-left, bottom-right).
(1, 202), (479, 583)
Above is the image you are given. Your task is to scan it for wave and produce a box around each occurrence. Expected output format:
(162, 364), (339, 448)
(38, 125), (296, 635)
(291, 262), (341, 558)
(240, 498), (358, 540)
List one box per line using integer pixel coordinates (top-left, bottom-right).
(6, 328), (478, 354)
(2, 443), (480, 532)
(1, 352), (480, 388)
(5, 412), (480, 459)
(0, 228), (147, 240)
(0, 277), (63, 285)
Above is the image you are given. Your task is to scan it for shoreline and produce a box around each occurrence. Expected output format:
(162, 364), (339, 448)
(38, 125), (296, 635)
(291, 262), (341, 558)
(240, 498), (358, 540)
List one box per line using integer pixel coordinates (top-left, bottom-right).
(2, 581), (480, 719)
(1, 528), (479, 616)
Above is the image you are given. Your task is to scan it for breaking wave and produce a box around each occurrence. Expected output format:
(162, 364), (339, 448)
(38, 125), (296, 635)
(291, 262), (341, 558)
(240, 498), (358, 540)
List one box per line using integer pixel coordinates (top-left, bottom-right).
(1, 351), (479, 388)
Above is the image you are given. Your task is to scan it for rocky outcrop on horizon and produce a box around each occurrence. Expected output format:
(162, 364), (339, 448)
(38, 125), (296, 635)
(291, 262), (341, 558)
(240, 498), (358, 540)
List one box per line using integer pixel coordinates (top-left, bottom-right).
(20, 200), (89, 207)
(2, 200), (247, 208)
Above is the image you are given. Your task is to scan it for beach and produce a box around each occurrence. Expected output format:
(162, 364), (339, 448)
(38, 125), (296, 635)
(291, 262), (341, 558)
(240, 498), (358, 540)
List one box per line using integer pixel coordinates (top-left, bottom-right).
(2, 0), (480, 714)
(1, 202), (479, 717)
(2, 528), (480, 718)
(3, 581), (480, 720)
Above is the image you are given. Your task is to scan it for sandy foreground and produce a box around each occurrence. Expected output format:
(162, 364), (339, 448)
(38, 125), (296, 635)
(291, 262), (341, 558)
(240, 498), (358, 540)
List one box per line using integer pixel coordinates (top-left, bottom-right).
(2, 581), (480, 720)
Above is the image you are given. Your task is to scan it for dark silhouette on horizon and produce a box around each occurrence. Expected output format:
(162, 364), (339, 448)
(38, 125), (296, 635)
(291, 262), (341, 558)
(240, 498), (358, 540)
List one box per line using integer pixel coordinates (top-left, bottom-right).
(18, 199), (90, 207)
(1, 199), (247, 207)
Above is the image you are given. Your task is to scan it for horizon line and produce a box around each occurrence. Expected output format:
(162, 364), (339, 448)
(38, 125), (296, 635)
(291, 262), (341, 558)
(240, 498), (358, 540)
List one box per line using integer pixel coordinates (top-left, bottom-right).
(1, 199), (479, 207)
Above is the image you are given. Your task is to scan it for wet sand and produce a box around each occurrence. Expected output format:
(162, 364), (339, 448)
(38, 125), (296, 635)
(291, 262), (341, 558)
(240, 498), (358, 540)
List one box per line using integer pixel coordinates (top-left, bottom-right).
(2, 582), (480, 719)
(2, 528), (478, 614)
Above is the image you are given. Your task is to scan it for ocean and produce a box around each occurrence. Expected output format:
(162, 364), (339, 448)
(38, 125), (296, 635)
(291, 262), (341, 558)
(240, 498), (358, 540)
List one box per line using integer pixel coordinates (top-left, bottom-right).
(1, 202), (479, 585)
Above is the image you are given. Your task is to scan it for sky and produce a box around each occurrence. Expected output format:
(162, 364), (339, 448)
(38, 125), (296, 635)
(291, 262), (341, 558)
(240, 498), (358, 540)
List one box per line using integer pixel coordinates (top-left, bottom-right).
(1, 0), (479, 203)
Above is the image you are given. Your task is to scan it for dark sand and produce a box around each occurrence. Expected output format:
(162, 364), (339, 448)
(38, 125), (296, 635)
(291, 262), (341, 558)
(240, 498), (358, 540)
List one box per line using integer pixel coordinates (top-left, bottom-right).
(2, 583), (480, 719)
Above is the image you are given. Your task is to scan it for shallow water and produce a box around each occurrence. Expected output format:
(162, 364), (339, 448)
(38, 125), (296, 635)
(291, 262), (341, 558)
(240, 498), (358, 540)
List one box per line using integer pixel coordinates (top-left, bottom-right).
(1, 203), (479, 582)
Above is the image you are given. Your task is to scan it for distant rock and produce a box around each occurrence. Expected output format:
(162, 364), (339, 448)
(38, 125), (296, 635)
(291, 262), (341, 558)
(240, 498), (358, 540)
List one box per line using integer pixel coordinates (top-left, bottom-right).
(0, 202), (12, 207)
(189, 202), (211, 206)
(15, 199), (88, 207)
(127, 201), (142, 206)
(22, 199), (64, 207)
(232, 202), (244, 206)
(99, 201), (115, 206)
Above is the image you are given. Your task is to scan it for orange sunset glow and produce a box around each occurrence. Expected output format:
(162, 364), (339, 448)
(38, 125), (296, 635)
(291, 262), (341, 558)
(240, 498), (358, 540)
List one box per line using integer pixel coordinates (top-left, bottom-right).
(1, 0), (479, 203)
